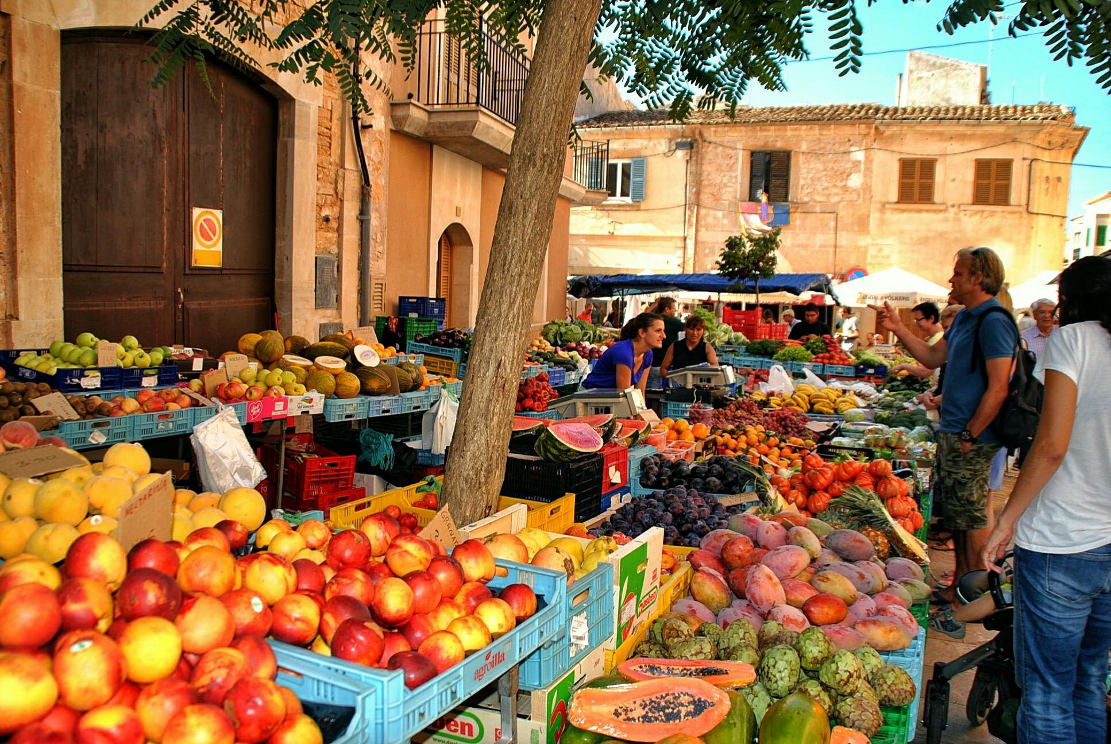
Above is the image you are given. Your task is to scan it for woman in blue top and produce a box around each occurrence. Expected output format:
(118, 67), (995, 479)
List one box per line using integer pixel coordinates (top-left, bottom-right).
(582, 313), (665, 393)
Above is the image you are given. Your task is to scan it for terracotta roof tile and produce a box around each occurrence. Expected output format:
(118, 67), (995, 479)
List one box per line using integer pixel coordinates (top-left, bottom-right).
(577, 103), (1075, 128)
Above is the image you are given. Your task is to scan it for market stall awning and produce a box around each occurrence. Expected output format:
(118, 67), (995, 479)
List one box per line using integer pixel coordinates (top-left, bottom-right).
(1008, 270), (1060, 311)
(567, 272), (833, 299)
(831, 267), (949, 307)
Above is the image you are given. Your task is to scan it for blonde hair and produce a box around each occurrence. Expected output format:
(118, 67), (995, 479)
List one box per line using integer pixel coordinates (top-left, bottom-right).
(957, 247), (1006, 296)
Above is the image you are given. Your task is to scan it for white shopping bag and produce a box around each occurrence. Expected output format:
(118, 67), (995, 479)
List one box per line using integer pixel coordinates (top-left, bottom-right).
(190, 406), (266, 493)
(761, 364), (795, 396)
(422, 386), (459, 455)
(800, 367), (827, 389)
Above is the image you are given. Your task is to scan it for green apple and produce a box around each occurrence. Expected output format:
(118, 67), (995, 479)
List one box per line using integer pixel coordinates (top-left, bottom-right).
(280, 370), (296, 386)
(48, 340), (65, 357)
(75, 332), (98, 348)
(149, 350), (164, 366)
(290, 383), (307, 395)
(132, 350), (151, 368)
(58, 342), (76, 360)
(238, 367), (257, 384)
(77, 348), (97, 367)
(120, 335), (140, 351)
(116, 344), (127, 360)
(64, 346), (84, 364)
(264, 370), (284, 388)
(119, 351), (135, 368)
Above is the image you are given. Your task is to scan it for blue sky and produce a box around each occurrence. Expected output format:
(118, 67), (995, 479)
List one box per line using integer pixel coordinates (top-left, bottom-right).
(733, 2), (1111, 218)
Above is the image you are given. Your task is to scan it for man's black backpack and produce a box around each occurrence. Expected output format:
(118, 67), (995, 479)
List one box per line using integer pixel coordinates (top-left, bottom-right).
(971, 306), (1044, 451)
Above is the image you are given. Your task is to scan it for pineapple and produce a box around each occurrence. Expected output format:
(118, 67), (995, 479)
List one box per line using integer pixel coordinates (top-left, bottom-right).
(828, 486), (929, 564)
(859, 526), (890, 560)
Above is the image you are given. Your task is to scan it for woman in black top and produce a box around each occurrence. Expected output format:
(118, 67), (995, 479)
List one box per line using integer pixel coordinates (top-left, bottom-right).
(660, 315), (719, 380)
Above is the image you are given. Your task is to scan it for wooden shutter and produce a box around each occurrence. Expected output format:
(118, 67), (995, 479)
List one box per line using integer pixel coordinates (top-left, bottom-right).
(768, 151), (791, 202)
(629, 157), (646, 202)
(437, 233), (452, 326)
(749, 151), (768, 200)
(973, 159), (1011, 205)
(587, 158), (603, 191)
(1097, 225), (1108, 247)
(898, 159), (935, 203)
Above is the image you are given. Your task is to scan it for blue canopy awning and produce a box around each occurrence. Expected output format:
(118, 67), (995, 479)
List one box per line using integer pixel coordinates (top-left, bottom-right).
(567, 272), (834, 299)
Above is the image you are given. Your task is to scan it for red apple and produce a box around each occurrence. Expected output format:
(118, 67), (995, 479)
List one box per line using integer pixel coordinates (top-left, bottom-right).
(454, 582), (493, 614)
(62, 532), (128, 589)
(427, 556), (464, 599)
(319, 595), (371, 645)
(184, 527), (232, 554)
(57, 578), (115, 633)
(0, 581), (62, 648)
(498, 583), (538, 622)
(223, 676), (286, 743)
(378, 632), (411, 667)
(400, 614), (438, 650)
(292, 559), (326, 594)
(323, 567), (375, 607)
(325, 530), (371, 570)
(213, 520), (249, 550)
(386, 651), (438, 689)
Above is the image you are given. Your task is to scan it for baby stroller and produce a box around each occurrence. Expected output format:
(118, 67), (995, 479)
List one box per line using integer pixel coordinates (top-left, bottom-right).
(922, 552), (1017, 744)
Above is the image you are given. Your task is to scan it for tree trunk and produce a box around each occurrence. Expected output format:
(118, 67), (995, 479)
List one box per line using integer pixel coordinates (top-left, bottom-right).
(441, 0), (603, 527)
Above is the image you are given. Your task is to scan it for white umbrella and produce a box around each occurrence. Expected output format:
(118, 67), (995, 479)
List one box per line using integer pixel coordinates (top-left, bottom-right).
(1009, 271), (1059, 312)
(833, 267), (950, 308)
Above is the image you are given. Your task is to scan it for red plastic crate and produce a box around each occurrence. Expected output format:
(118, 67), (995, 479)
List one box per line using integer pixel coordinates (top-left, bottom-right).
(412, 464), (445, 480)
(258, 443), (356, 510)
(723, 308), (761, 325)
(735, 322), (788, 340)
(600, 442), (629, 495)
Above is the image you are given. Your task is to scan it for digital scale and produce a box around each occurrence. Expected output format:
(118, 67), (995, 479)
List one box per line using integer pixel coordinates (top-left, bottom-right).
(545, 388), (647, 419)
(664, 364), (737, 389)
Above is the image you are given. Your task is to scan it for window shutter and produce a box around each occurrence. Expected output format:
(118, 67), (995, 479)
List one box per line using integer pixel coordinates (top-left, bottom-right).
(587, 158), (603, 191)
(898, 159), (935, 203)
(437, 233), (452, 325)
(749, 151), (767, 200)
(918, 159), (935, 202)
(629, 157), (646, 202)
(992, 160), (1011, 205)
(1097, 225), (1108, 247)
(974, 159), (1010, 205)
(768, 152), (791, 202)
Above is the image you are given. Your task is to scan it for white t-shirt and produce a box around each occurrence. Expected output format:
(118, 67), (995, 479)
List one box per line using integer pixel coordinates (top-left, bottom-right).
(1016, 321), (1111, 553)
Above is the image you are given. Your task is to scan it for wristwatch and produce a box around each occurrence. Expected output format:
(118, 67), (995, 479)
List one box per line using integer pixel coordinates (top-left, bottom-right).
(959, 428), (976, 443)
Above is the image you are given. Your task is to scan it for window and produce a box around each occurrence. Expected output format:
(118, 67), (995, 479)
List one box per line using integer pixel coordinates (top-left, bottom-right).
(897, 159), (936, 203)
(972, 159), (1012, 205)
(1097, 225), (1107, 247)
(749, 151), (791, 202)
(605, 157), (646, 202)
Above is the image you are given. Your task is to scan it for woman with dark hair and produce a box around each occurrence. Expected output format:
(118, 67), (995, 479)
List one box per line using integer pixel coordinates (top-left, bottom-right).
(983, 256), (1111, 744)
(581, 313), (665, 393)
(658, 315), (719, 380)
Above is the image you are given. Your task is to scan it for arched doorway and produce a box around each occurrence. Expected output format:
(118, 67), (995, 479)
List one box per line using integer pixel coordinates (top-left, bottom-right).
(435, 224), (474, 328)
(60, 34), (277, 355)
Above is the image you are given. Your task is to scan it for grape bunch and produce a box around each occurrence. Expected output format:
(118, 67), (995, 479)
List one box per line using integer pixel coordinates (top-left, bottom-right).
(761, 408), (810, 439)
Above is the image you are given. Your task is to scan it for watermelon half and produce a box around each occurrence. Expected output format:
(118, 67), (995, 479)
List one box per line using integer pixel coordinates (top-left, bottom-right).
(616, 419), (651, 447)
(534, 421), (605, 461)
(560, 414), (619, 443)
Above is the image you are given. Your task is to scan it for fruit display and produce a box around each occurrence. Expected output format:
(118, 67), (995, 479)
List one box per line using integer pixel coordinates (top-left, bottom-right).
(478, 527), (619, 583)
(75, 387), (201, 419)
(591, 482), (756, 547)
(743, 339), (786, 358)
(15, 333), (175, 371)
(0, 380), (59, 424)
(0, 420), (66, 452)
(808, 335), (855, 366)
(516, 373), (559, 412)
(771, 345), (814, 363)
(413, 328), (472, 351)
(752, 384), (860, 415)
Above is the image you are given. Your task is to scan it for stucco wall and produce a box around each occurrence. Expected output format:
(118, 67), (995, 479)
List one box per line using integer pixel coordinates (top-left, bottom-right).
(386, 131), (434, 311)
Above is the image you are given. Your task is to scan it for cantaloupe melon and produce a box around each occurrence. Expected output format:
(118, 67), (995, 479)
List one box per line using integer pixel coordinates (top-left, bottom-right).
(305, 370), (337, 398)
(333, 372), (361, 399)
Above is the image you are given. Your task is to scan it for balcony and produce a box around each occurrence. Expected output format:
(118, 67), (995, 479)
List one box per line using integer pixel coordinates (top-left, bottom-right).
(390, 19), (529, 168)
(570, 139), (611, 205)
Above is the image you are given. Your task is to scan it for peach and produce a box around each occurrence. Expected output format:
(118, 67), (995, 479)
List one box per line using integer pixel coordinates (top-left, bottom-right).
(116, 567), (183, 621)
(498, 583), (538, 622)
(417, 630), (465, 674)
(0, 554), (62, 593)
(295, 519), (331, 550)
(454, 582), (494, 615)
(323, 567), (375, 607)
(75, 704), (144, 744)
(292, 559), (326, 594)
(52, 630), (127, 711)
(62, 533), (128, 590)
(400, 614), (439, 649)
(57, 578), (113, 633)
(223, 675), (286, 742)
(269, 593), (321, 646)
(267, 713), (325, 744)
(175, 594), (236, 655)
(370, 576), (415, 628)
(427, 556), (464, 599)
(447, 615), (492, 654)
(268, 530), (307, 562)
(231, 635), (277, 680)
(220, 589), (273, 637)
(242, 552), (297, 605)
(178, 546), (237, 598)
(482, 534), (529, 571)
(102, 442), (151, 477)
(782, 577), (820, 609)
(33, 477), (88, 527)
(427, 599), (466, 631)
(118, 616), (182, 684)
(403, 570), (442, 616)
(689, 567), (732, 614)
(0, 580), (62, 648)
(387, 534), (435, 577)
(190, 646), (250, 705)
(161, 703), (236, 744)
(386, 650), (438, 689)
(185, 527), (232, 554)
(330, 619), (384, 667)
(0, 420), (40, 449)
(324, 529), (371, 570)
(135, 677), (199, 742)
(0, 650), (59, 733)
(320, 595), (372, 644)
(358, 513), (400, 556)
(379, 632), (412, 666)
(128, 538), (180, 576)
(472, 598), (516, 638)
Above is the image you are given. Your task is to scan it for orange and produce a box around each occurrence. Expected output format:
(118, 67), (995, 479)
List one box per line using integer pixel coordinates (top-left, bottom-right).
(679, 430), (694, 443)
(673, 419), (689, 433)
(660, 418), (674, 428)
(666, 429), (679, 442)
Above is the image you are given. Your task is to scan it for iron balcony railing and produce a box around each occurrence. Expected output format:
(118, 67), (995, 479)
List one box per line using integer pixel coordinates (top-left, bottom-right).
(405, 19), (530, 126)
(572, 140), (609, 191)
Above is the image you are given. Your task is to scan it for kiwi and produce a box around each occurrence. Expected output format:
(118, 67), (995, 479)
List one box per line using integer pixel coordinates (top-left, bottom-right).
(8, 393), (22, 406)
(0, 381), (12, 395)
(0, 409), (16, 423)
(11, 382), (26, 394)
(0, 398), (8, 409)
(96, 402), (113, 417)
(19, 404), (34, 417)
(24, 389), (39, 400)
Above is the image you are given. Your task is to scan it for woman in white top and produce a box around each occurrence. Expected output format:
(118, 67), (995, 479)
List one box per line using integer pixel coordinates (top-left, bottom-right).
(983, 255), (1111, 744)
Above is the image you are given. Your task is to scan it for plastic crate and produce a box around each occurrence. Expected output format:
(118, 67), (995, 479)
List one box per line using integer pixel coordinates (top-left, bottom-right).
(374, 316), (442, 352)
(120, 365), (179, 389)
(54, 416), (132, 449)
(268, 445), (356, 509)
(734, 322), (788, 340)
(131, 408), (193, 440)
(398, 296), (446, 320)
(407, 342), (466, 364)
(401, 436), (446, 466)
(600, 485), (631, 512)
(421, 355), (460, 378)
(546, 367), (567, 387)
(660, 440), (696, 463)
(519, 561), (614, 689)
(4, 361), (124, 392)
(600, 442), (629, 495)
(502, 454), (602, 506)
(327, 482), (426, 530)
(910, 600), (928, 628)
(823, 364), (856, 377)
(313, 486), (366, 513)
(606, 562), (692, 671)
(855, 363), (889, 377)
(270, 559), (566, 744)
(323, 396), (370, 423)
(269, 643), (379, 744)
(498, 493), (576, 534)
(722, 307), (761, 325)
(364, 395), (403, 418)
(661, 400), (693, 420)
(778, 360), (806, 373)
(801, 361), (825, 375)
(445, 380), (462, 397)
(400, 389), (431, 413)
(514, 409), (553, 419)
(914, 489), (933, 543)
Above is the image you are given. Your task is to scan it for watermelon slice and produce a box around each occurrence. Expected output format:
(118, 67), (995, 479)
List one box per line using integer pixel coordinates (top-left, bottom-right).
(534, 421), (605, 461)
(560, 414), (619, 443)
(512, 416), (548, 434)
(617, 419), (651, 447)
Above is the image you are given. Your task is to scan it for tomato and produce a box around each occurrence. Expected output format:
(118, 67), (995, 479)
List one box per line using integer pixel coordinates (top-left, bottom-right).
(826, 482), (844, 498)
(853, 472), (875, 490)
(836, 459), (865, 481)
(806, 490), (831, 513)
(876, 476), (902, 500)
(804, 467), (835, 491)
(868, 459), (894, 478)
(802, 453), (826, 473)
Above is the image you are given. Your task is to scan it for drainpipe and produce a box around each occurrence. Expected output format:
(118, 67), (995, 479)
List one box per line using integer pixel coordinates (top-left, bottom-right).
(351, 47), (373, 326)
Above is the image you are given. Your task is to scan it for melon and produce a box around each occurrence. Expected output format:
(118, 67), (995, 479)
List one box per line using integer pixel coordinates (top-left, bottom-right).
(314, 356), (347, 375)
(301, 342), (350, 361)
(398, 361), (424, 389)
(394, 367), (413, 393)
(280, 355), (314, 371)
(305, 370), (337, 398)
(320, 333), (358, 353)
(355, 367), (392, 395)
(237, 333), (262, 357)
(333, 372), (361, 399)
(534, 422), (604, 461)
(254, 335), (285, 364)
(352, 345), (380, 368)
(284, 336), (310, 354)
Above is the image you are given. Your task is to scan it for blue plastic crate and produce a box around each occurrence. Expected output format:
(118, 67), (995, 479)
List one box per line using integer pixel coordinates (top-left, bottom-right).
(269, 559), (565, 744)
(4, 361), (124, 392)
(120, 365), (179, 389)
(628, 444), (658, 487)
(400, 389), (431, 413)
(401, 436), (446, 466)
(398, 296), (446, 320)
(879, 627), (925, 742)
(600, 485), (631, 512)
(855, 363), (889, 377)
(661, 400), (693, 420)
(777, 360), (806, 373)
(546, 367), (566, 386)
(55, 416), (132, 449)
(824, 364), (856, 377)
(324, 396), (370, 422)
(457, 362), (466, 378)
(801, 361), (825, 376)
(270, 643), (380, 744)
(131, 408), (193, 440)
(407, 342), (466, 364)
(514, 409), (554, 419)
(445, 380), (462, 397)
(191, 404), (218, 426)
(364, 395), (403, 418)
(519, 561), (614, 689)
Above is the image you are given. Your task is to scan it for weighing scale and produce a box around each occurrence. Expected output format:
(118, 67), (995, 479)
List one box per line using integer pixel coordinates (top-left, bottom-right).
(545, 388), (646, 419)
(664, 363), (736, 389)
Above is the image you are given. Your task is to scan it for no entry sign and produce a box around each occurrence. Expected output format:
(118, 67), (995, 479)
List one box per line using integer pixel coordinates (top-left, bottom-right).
(191, 207), (223, 268)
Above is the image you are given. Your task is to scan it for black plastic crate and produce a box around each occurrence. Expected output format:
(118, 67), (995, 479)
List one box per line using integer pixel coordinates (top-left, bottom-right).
(502, 453), (603, 507)
(363, 412), (425, 439)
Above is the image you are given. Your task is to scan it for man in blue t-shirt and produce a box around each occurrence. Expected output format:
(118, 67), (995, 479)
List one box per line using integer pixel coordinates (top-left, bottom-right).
(875, 247), (1014, 603)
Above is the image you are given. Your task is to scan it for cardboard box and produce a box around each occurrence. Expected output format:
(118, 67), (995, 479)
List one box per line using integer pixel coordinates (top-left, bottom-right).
(413, 707), (545, 744)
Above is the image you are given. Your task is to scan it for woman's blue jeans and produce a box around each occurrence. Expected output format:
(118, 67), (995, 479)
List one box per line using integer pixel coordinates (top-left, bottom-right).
(1014, 543), (1111, 744)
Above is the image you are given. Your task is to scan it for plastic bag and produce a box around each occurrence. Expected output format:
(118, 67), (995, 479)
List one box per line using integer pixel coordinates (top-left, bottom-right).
(761, 364), (795, 396)
(422, 386), (459, 455)
(800, 367), (827, 389)
(190, 406), (266, 493)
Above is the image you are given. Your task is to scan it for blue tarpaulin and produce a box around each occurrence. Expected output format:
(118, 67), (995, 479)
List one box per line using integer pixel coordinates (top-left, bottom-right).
(567, 272), (833, 298)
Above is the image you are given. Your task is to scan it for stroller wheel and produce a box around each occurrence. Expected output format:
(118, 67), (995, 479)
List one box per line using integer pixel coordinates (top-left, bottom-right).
(967, 668), (1000, 726)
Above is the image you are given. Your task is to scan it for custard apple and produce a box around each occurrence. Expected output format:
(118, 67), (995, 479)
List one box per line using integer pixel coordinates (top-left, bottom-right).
(819, 649), (869, 696)
(833, 694), (884, 738)
(758, 644), (801, 697)
(871, 664), (917, 706)
(795, 627), (836, 671)
(853, 646), (885, 678)
(740, 681), (774, 721)
(794, 677), (835, 714)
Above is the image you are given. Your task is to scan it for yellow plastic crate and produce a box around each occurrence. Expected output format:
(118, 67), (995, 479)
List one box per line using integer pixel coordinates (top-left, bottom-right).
(665, 544), (696, 560)
(327, 482), (430, 530)
(605, 562), (692, 671)
(499, 493), (576, 534)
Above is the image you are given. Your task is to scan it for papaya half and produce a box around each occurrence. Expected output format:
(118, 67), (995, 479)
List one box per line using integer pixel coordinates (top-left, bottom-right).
(617, 658), (756, 688)
(757, 692), (830, 744)
(568, 678), (730, 742)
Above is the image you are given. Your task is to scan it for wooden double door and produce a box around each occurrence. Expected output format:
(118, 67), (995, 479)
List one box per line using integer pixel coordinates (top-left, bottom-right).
(61, 34), (277, 356)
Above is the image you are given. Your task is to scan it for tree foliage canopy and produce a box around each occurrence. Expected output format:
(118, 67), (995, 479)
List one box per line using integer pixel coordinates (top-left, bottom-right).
(142, 0), (1111, 119)
(718, 231), (779, 286)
